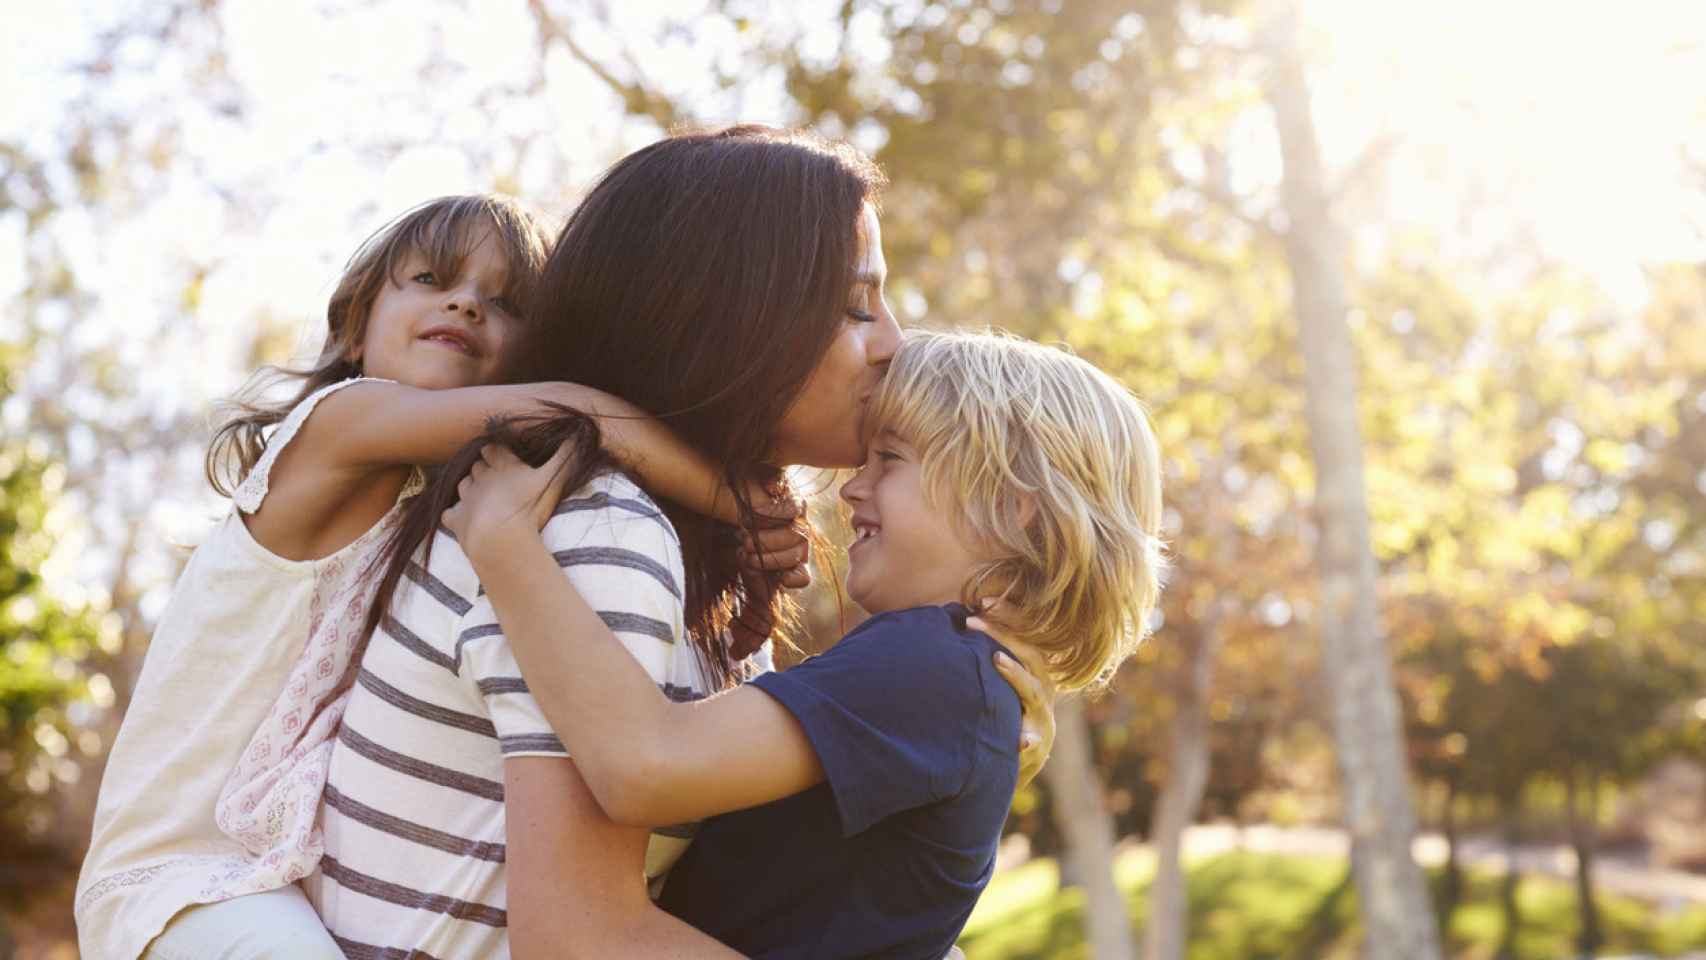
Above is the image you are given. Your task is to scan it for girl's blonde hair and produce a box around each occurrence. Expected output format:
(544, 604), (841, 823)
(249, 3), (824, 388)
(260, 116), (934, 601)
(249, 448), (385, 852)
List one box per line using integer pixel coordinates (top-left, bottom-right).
(205, 194), (553, 496)
(866, 329), (1166, 692)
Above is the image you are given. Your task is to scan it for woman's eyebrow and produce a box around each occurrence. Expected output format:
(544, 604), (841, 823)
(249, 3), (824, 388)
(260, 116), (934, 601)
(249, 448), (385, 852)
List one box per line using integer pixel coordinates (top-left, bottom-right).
(854, 271), (885, 288)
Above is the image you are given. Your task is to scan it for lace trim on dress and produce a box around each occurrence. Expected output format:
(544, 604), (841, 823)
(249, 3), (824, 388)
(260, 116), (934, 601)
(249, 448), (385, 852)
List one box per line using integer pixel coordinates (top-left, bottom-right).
(232, 377), (397, 515)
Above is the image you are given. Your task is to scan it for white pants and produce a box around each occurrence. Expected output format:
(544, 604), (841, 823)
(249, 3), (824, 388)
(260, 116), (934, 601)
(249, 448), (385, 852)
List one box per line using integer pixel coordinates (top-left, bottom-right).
(143, 884), (344, 960)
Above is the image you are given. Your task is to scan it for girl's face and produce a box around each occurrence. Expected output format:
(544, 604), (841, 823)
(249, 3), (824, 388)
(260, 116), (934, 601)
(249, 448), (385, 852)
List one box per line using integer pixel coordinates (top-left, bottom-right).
(353, 228), (523, 390)
(840, 430), (987, 614)
(770, 205), (903, 468)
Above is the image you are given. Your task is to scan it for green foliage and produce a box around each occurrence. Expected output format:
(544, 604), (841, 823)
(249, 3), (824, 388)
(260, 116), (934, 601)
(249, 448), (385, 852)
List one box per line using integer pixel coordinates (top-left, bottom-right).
(0, 346), (105, 847)
(958, 852), (1706, 959)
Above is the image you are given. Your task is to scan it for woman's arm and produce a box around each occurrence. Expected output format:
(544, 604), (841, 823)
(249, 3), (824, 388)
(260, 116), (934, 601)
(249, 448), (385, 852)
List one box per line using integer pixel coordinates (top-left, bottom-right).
(505, 756), (745, 959)
(294, 379), (744, 522)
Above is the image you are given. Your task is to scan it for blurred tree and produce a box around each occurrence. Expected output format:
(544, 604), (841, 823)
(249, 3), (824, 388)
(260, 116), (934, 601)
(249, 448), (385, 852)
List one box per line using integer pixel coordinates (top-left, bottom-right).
(1261, 6), (1441, 954)
(0, 343), (106, 878)
(1370, 249), (1706, 944)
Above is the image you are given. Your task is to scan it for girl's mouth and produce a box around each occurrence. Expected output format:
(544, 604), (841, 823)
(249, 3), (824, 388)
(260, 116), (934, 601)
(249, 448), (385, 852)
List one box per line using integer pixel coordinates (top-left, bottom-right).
(420, 326), (477, 356)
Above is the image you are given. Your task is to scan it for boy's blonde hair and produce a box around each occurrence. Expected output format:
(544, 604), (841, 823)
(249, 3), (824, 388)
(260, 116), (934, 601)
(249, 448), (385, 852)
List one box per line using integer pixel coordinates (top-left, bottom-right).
(865, 329), (1165, 692)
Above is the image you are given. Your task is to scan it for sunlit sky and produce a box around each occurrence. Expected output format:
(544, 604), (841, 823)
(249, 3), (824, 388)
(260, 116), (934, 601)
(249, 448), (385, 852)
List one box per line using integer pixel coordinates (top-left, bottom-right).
(3, 0), (1705, 608)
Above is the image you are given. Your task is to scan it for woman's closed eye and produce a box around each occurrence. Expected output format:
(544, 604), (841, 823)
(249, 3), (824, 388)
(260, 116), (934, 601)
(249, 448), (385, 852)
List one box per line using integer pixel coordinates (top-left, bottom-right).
(846, 307), (876, 323)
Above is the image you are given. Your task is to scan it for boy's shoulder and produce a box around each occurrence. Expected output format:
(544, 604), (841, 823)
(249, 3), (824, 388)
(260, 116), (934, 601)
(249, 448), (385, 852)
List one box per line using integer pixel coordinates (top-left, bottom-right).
(834, 604), (1015, 702)
(846, 603), (991, 652)
(850, 602), (959, 637)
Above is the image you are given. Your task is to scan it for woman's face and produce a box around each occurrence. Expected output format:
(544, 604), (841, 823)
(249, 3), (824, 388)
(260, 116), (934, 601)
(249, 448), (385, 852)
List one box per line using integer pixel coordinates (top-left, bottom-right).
(771, 205), (902, 469)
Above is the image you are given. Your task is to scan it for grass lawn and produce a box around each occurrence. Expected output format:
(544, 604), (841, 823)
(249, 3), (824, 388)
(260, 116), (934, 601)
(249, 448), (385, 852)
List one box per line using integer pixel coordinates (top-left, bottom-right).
(957, 850), (1706, 959)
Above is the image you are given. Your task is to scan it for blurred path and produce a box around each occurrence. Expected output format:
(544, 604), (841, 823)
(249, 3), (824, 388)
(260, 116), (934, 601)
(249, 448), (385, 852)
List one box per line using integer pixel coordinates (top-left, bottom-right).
(1124, 823), (1706, 905)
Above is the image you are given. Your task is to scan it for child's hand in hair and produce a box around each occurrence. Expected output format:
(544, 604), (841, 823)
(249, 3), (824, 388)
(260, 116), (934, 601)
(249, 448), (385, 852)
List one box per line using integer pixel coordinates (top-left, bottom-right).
(736, 489), (812, 590)
(444, 442), (578, 564)
(728, 492), (814, 659)
(968, 601), (1058, 792)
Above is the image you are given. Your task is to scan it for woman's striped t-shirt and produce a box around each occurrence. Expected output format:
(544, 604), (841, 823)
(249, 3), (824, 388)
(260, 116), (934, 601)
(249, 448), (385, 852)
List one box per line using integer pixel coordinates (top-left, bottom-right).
(310, 471), (714, 959)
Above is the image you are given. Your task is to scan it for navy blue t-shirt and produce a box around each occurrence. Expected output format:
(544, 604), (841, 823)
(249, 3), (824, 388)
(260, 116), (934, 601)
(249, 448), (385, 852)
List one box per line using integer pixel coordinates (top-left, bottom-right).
(658, 603), (1022, 960)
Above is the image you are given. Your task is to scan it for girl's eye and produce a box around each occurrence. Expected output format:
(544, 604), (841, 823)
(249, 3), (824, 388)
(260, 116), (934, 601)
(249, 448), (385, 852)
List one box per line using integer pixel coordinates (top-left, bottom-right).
(411, 271), (438, 285)
(490, 296), (516, 315)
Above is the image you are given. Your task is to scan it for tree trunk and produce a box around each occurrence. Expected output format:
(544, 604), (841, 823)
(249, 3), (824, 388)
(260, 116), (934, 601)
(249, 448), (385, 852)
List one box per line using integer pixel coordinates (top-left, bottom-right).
(1438, 773), (1462, 927)
(1261, 7), (1442, 958)
(1496, 800), (1522, 960)
(1566, 770), (1604, 955)
(1142, 625), (1221, 960)
(1045, 697), (1135, 960)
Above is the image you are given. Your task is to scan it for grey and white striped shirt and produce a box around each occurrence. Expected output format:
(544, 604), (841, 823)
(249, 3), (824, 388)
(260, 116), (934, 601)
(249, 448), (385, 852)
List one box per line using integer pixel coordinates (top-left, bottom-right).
(310, 471), (714, 959)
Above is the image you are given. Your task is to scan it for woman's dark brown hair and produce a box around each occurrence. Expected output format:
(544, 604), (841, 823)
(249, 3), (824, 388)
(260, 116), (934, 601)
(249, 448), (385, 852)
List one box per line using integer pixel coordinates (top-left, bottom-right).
(205, 195), (552, 496)
(361, 125), (886, 689)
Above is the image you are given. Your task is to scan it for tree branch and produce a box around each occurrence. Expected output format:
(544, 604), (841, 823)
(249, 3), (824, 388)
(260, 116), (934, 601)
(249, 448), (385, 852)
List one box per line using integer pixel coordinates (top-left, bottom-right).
(525, 0), (687, 130)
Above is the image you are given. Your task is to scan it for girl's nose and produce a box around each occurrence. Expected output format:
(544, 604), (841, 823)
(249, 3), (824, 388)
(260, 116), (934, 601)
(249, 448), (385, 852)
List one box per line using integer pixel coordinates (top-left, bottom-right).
(445, 282), (483, 322)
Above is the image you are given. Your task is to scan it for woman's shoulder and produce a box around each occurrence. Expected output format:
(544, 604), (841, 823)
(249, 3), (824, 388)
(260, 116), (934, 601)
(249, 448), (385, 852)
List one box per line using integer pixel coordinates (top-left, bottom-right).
(553, 471), (678, 540)
(542, 470), (685, 584)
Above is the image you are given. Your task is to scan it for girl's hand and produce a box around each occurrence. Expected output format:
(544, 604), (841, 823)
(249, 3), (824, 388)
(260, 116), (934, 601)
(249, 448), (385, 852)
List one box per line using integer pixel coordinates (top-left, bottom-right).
(728, 568), (783, 661)
(968, 603), (1057, 790)
(728, 493), (813, 659)
(736, 491), (812, 591)
(443, 442), (576, 565)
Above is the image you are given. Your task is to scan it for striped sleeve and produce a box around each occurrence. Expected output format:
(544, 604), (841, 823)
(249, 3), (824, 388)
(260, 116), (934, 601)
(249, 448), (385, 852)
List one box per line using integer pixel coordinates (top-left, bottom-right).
(453, 474), (686, 759)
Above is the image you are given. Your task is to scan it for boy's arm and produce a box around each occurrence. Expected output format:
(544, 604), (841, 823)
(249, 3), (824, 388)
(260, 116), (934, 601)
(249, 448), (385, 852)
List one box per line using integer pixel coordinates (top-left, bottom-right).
(471, 506), (826, 828)
(298, 379), (744, 523)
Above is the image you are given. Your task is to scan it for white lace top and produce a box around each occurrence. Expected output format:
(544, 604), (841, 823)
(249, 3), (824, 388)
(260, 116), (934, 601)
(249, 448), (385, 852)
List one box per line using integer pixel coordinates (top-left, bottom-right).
(75, 378), (422, 960)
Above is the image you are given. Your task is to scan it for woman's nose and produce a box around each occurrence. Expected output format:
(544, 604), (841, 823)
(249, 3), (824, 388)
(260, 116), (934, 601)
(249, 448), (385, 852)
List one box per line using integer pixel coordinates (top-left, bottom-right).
(868, 309), (901, 366)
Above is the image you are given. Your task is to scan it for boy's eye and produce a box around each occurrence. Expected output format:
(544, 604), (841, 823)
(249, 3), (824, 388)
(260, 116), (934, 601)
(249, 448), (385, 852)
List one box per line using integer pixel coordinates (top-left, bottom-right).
(875, 448), (902, 463)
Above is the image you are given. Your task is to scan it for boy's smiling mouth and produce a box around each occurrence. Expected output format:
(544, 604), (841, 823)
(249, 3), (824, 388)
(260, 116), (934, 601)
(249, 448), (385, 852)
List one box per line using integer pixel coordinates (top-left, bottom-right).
(850, 516), (881, 549)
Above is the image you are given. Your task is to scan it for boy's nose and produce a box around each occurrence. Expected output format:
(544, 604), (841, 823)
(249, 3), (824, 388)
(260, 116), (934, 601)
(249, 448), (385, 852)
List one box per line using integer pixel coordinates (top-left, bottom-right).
(840, 468), (869, 505)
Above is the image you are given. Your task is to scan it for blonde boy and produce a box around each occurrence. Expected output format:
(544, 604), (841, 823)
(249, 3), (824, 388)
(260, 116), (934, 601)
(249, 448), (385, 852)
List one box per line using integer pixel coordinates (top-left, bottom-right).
(448, 327), (1166, 958)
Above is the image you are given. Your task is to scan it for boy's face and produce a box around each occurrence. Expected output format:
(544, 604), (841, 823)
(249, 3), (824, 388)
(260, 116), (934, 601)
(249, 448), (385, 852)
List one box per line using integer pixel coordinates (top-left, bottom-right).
(839, 429), (989, 615)
(354, 228), (523, 390)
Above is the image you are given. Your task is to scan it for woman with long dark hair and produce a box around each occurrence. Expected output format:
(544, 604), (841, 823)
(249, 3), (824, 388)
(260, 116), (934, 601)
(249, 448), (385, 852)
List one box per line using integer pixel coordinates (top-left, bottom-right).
(305, 126), (1042, 957)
